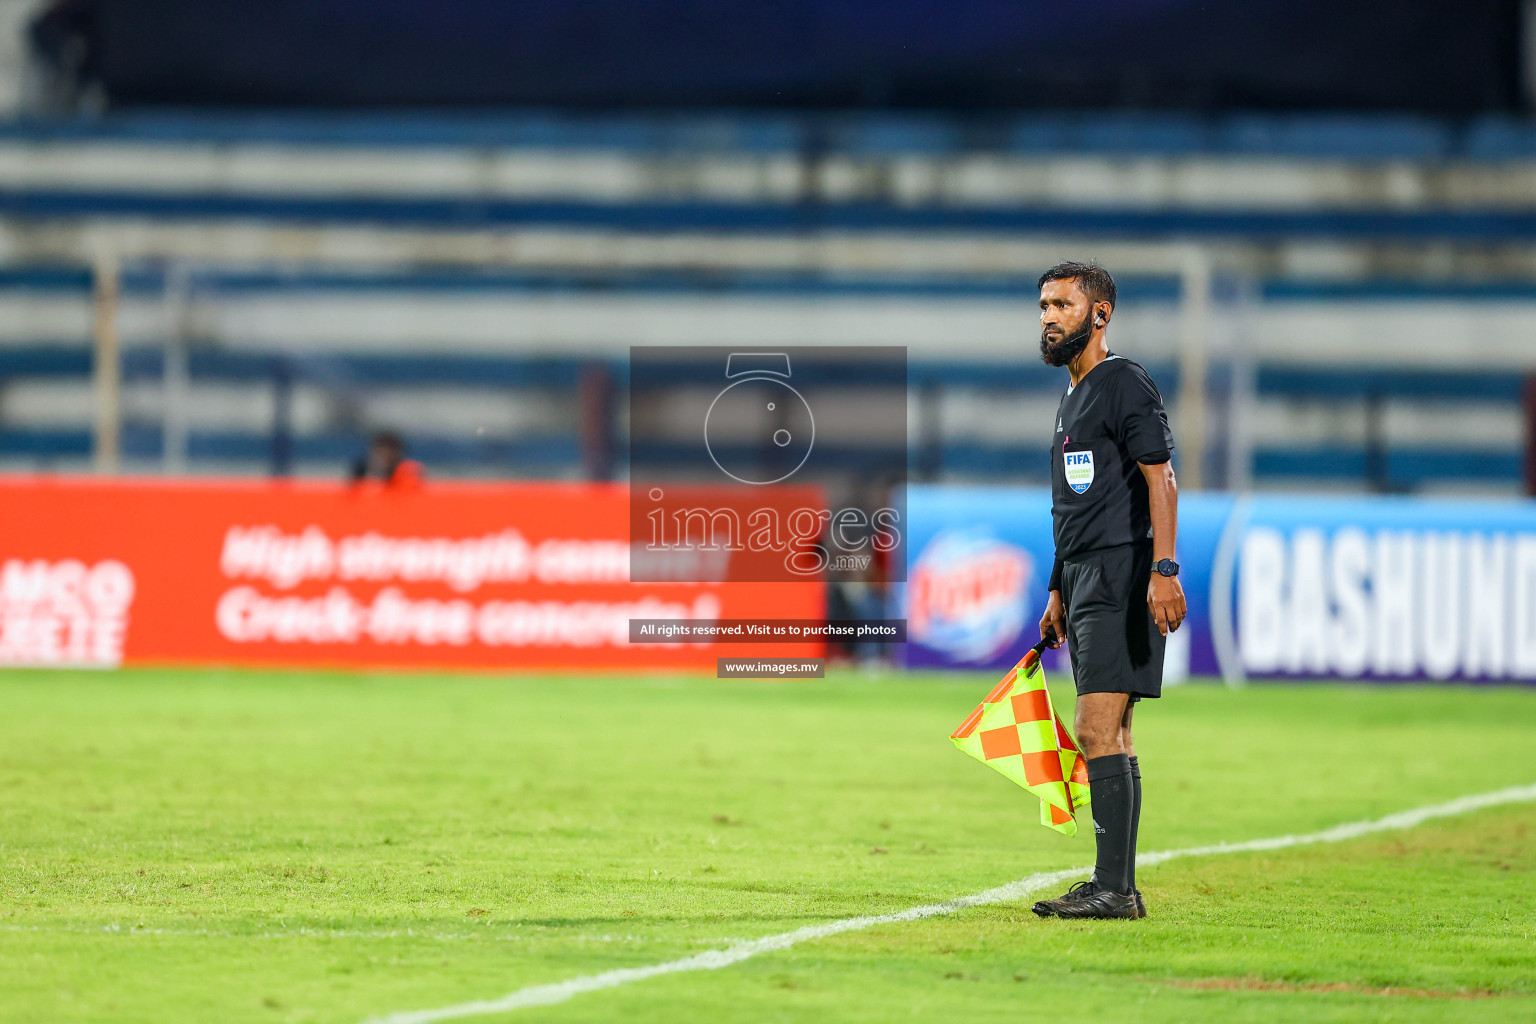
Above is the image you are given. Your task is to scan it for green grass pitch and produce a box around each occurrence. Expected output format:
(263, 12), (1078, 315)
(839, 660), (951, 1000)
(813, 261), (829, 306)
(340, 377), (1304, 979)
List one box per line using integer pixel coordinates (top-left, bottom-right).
(1, 667), (1534, 1023)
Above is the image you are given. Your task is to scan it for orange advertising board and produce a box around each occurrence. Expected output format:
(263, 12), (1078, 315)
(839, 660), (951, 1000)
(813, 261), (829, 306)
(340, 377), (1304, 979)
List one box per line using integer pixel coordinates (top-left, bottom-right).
(0, 477), (823, 671)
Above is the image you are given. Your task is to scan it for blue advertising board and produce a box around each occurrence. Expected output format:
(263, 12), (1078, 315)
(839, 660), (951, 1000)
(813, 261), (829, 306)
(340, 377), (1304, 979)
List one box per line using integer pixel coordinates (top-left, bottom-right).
(902, 487), (1536, 684)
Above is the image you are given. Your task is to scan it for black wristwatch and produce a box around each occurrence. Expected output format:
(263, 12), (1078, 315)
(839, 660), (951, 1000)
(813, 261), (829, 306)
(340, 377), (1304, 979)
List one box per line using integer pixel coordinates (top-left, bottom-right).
(1152, 558), (1180, 578)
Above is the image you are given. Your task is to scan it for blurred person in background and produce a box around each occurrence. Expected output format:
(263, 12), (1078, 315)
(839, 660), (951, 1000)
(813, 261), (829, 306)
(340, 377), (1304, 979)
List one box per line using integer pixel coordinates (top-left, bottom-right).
(349, 430), (422, 488)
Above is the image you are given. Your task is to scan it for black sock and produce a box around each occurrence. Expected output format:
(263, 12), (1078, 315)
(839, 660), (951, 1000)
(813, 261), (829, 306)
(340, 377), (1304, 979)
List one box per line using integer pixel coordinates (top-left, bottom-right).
(1087, 753), (1134, 895)
(1128, 755), (1142, 892)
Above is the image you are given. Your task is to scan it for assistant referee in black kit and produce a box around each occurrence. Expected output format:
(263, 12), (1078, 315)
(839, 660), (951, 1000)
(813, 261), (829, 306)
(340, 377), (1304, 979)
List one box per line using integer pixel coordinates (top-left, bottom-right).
(1028, 262), (1185, 921)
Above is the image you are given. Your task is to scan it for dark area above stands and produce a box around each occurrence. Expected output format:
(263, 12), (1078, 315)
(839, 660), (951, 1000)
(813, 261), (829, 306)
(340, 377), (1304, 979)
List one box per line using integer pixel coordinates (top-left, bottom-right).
(28, 0), (1525, 114)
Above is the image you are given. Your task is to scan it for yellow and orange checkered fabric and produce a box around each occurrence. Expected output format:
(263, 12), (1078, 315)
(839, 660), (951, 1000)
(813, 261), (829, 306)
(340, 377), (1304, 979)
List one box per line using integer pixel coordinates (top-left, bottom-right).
(950, 647), (1090, 835)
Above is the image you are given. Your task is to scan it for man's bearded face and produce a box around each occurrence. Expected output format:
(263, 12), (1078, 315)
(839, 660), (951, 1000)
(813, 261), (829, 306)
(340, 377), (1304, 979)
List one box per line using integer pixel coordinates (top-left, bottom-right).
(1039, 305), (1095, 367)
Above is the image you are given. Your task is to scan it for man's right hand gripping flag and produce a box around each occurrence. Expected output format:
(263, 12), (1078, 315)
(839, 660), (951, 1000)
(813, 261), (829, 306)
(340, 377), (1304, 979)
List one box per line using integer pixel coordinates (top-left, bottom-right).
(949, 631), (1090, 835)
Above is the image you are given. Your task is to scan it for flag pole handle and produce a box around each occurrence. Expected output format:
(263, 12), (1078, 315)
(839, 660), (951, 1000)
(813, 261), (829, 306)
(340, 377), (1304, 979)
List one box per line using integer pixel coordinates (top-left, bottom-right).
(1021, 627), (1058, 678)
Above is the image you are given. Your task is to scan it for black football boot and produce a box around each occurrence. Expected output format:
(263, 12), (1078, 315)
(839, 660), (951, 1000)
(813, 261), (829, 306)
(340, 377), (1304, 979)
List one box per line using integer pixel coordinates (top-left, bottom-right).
(1032, 879), (1139, 919)
(1052, 887), (1139, 919)
(1031, 879), (1097, 917)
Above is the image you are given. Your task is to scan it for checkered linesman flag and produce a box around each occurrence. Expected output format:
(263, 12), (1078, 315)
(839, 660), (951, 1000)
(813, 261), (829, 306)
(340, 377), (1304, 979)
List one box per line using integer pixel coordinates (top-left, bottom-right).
(950, 638), (1090, 835)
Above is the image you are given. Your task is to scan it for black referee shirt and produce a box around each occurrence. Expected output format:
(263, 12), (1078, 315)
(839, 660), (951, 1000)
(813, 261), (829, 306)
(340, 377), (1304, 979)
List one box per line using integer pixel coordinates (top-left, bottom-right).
(1048, 355), (1175, 587)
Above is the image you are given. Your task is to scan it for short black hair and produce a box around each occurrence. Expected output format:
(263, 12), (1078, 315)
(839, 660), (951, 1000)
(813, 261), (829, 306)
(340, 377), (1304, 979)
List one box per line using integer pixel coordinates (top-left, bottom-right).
(1038, 261), (1116, 310)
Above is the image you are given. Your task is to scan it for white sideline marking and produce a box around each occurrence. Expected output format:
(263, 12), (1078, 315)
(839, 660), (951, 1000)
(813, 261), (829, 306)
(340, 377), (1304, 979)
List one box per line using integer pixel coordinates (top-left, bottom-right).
(363, 782), (1536, 1024)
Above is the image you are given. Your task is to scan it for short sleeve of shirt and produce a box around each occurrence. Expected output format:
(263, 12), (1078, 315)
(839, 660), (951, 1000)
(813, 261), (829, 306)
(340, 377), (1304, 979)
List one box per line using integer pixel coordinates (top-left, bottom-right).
(1115, 364), (1176, 463)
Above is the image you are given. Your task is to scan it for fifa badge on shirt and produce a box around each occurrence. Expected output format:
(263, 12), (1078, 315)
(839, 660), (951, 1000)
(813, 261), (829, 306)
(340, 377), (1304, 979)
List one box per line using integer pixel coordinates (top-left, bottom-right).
(1064, 450), (1094, 494)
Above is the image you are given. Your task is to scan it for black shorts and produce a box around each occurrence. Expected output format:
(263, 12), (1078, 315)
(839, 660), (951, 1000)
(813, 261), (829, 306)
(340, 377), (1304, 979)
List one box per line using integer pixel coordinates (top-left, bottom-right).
(1058, 542), (1164, 700)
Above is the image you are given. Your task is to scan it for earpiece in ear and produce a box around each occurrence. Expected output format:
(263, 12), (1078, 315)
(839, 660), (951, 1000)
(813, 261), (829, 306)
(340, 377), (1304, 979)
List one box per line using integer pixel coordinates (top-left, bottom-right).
(1094, 314), (1105, 326)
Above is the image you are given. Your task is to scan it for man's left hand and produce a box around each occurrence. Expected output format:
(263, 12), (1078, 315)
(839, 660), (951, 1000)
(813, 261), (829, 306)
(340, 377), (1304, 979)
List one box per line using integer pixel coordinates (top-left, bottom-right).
(1147, 574), (1186, 636)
